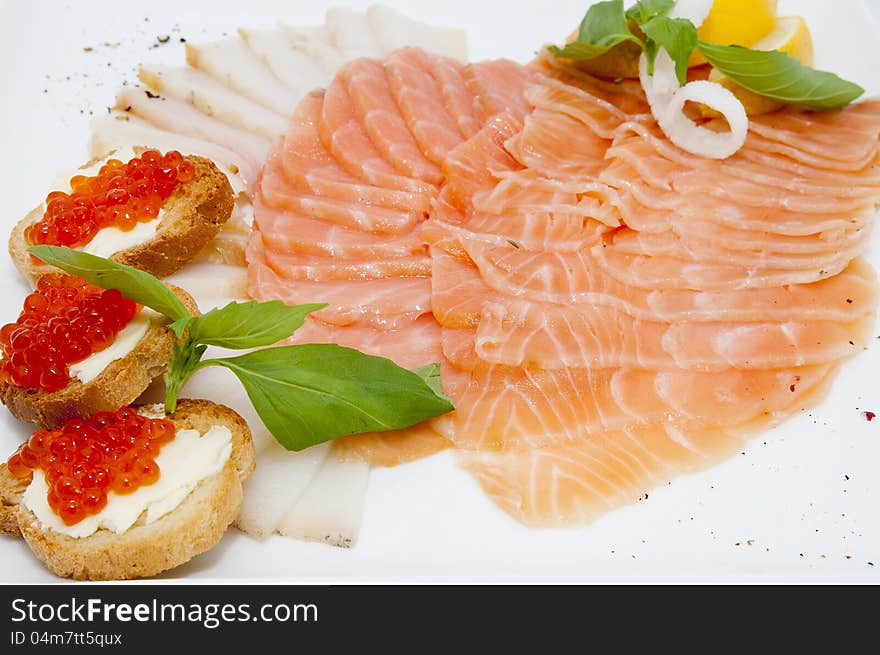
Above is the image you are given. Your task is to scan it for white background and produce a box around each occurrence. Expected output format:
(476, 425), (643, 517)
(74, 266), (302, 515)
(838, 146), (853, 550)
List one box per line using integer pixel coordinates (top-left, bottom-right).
(0, 0), (878, 582)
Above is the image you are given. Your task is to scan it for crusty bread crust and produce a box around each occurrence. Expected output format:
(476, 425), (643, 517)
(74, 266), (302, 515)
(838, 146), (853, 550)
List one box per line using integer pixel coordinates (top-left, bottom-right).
(7, 205), (43, 284)
(0, 286), (198, 430)
(0, 461), (28, 537)
(9, 152), (234, 284)
(6, 399), (254, 580)
(114, 156), (234, 277)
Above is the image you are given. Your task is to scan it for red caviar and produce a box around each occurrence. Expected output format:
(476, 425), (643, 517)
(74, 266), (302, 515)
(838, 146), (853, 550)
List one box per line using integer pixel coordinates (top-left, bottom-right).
(6, 407), (176, 525)
(0, 273), (139, 392)
(25, 149), (195, 249)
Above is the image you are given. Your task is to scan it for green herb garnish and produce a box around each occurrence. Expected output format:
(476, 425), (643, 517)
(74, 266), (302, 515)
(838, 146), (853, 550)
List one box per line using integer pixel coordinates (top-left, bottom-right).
(30, 245), (454, 451)
(549, 0), (864, 109)
(548, 0), (643, 61)
(696, 42), (865, 110)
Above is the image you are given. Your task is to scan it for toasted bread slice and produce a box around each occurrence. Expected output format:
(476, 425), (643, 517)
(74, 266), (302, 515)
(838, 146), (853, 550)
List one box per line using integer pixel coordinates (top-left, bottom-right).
(0, 286), (198, 430)
(2, 399), (255, 579)
(9, 151), (234, 284)
(0, 460), (29, 537)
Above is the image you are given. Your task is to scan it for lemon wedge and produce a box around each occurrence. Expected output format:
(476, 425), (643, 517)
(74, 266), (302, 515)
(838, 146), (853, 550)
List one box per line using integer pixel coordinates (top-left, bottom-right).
(705, 15), (814, 115)
(698, 0), (778, 47)
(750, 14), (814, 64)
(689, 0), (778, 66)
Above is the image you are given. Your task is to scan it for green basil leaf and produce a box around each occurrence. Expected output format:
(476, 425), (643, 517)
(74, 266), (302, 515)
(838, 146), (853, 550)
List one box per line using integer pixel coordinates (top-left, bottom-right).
(644, 39), (658, 70)
(28, 245), (191, 322)
(696, 41), (865, 110)
(168, 316), (193, 339)
(548, 41), (621, 61)
(641, 16), (698, 83)
(548, 0), (642, 61)
(411, 363), (453, 404)
(200, 344), (455, 451)
(164, 340), (207, 413)
(625, 0), (675, 24)
(185, 300), (326, 349)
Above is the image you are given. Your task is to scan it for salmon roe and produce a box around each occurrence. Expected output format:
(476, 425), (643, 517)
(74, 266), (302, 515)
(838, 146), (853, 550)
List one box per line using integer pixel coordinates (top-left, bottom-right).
(26, 149), (195, 249)
(6, 407), (175, 525)
(0, 273), (139, 392)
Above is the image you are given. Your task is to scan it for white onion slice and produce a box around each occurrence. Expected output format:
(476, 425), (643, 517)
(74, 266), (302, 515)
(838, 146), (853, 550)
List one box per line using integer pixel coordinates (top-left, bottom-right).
(640, 48), (680, 107)
(639, 49), (748, 159)
(668, 0), (713, 27)
(662, 81), (749, 159)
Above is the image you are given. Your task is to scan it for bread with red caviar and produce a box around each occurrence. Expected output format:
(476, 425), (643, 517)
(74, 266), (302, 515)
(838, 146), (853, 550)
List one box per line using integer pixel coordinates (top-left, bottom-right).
(1, 399), (255, 580)
(9, 150), (234, 285)
(0, 285), (198, 430)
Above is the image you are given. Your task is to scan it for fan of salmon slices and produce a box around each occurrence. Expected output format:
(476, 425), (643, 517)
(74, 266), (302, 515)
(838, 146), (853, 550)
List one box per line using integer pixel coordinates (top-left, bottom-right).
(246, 43), (880, 528)
(88, 3), (880, 533)
(87, 5), (468, 546)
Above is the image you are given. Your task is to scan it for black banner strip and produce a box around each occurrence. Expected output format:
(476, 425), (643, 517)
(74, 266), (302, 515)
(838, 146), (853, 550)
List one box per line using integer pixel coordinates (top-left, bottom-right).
(0, 585), (875, 648)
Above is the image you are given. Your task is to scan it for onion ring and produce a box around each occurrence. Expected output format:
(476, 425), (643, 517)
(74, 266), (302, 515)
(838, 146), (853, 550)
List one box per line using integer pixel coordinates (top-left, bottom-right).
(639, 49), (748, 159)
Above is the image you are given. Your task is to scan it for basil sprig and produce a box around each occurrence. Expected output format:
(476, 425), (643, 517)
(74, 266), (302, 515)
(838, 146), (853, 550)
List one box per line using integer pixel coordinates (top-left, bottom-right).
(549, 0), (864, 109)
(29, 246), (455, 451)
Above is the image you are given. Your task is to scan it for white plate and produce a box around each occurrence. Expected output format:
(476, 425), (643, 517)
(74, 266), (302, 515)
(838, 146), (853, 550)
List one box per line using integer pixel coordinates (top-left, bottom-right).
(0, 0), (878, 583)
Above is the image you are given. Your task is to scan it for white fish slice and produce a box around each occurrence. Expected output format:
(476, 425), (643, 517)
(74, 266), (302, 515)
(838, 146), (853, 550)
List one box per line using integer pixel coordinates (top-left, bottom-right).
(367, 4), (468, 61)
(181, 235), (249, 268)
(229, 195), (254, 228)
(238, 27), (329, 96)
(177, 358), (337, 540)
(282, 23), (329, 47)
(186, 200), (252, 268)
(163, 262), (249, 302)
(236, 440), (331, 539)
(325, 7), (382, 59)
(185, 39), (299, 117)
(282, 23), (346, 76)
(90, 112), (257, 189)
(178, 346), (254, 389)
(115, 87), (271, 168)
(139, 64), (287, 140)
(276, 455), (370, 548)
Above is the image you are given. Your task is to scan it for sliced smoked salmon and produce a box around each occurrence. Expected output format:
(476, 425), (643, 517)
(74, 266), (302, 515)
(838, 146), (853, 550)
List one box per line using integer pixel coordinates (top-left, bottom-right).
(245, 47), (880, 527)
(341, 58), (443, 185)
